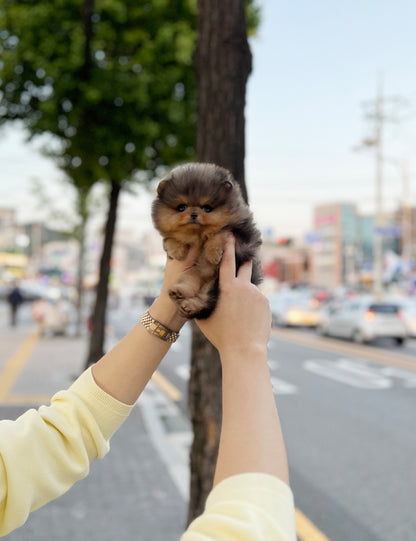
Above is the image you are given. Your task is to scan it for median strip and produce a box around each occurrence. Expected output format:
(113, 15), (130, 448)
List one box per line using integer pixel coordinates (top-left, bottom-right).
(151, 370), (183, 402)
(296, 508), (331, 541)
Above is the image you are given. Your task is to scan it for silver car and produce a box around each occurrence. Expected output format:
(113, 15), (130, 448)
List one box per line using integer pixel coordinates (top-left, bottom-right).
(317, 298), (407, 345)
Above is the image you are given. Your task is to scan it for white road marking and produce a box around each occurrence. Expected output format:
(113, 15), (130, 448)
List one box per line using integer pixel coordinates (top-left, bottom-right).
(379, 366), (416, 388)
(271, 377), (298, 395)
(139, 383), (190, 502)
(175, 364), (190, 380)
(304, 359), (392, 390)
(268, 359), (279, 371)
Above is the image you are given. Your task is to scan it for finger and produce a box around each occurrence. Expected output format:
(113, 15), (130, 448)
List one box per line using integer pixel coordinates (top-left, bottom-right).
(237, 260), (253, 282)
(184, 244), (199, 267)
(219, 235), (236, 283)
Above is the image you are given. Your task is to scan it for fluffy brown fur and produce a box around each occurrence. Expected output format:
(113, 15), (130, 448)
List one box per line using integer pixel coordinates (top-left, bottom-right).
(152, 162), (263, 319)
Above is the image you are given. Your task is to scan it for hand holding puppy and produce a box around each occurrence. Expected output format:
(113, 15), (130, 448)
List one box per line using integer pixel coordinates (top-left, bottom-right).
(196, 235), (271, 360)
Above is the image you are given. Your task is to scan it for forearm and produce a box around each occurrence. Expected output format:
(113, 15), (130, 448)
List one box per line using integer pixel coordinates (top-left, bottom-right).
(214, 349), (289, 487)
(0, 369), (132, 536)
(92, 296), (185, 405)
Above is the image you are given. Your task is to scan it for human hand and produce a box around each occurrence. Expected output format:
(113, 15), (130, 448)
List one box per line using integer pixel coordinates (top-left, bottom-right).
(160, 245), (199, 297)
(195, 236), (271, 358)
(150, 245), (199, 332)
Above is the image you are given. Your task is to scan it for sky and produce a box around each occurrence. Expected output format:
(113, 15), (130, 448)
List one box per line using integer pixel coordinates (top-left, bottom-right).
(1, 0), (416, 240)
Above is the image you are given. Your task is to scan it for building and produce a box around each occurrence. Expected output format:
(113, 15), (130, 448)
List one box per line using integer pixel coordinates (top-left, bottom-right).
(310, 203), (377, 288)
(0, 208), (18, 252)
(309, 203), (351, 288)
(310, 202), (408, 289)
(261, 240), (310, 288)
(394, 206), (416, 259)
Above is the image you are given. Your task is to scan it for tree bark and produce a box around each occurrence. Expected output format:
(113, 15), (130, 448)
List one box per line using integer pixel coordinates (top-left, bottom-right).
(74, 219), (86, 337)
(81, 0), (94, 81)
(187, 0), (252, 523)
(85, 180), (120, 367)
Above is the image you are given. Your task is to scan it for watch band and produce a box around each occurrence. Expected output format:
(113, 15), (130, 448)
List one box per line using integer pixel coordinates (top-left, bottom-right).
(140, 311), (179, 343)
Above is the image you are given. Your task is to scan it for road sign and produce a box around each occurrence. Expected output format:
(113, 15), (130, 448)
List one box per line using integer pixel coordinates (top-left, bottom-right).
(375, 225), (401, 237)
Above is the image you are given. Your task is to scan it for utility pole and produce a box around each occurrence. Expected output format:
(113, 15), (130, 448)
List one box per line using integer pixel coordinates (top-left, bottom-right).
(401, 160), (412, 261)
(358, 78), (406, 300)
(373, 79), (384, 301)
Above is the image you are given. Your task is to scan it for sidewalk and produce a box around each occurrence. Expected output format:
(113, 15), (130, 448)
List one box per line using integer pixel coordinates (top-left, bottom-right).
(0, 325), (189, 541)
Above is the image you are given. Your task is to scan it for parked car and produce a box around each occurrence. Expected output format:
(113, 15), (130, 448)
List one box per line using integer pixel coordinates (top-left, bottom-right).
(399, 300), (416, 338)
(317, 297), (407, 345)
(269, 293), (320, 328)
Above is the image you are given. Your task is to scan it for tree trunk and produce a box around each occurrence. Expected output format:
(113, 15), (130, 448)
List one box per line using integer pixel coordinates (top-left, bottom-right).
(187, 0), (252, 523)
(74, 219), (86, 337)
(85, 180), (121, 367)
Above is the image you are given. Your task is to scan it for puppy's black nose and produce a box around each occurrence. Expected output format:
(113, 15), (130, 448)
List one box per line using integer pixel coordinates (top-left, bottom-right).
(191, 212), (198, 220)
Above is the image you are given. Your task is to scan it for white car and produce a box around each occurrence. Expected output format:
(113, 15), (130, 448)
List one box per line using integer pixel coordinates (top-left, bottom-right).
(399, 300), (416, 338)
(317, 298), (407, 345)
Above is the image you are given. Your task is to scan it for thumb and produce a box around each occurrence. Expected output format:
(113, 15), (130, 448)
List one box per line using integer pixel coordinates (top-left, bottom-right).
(184, 244), (199, 269)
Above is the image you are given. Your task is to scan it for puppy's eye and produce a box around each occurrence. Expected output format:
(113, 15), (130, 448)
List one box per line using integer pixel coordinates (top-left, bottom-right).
(176, 204), (187, 212)
(202, 205), (213, 213)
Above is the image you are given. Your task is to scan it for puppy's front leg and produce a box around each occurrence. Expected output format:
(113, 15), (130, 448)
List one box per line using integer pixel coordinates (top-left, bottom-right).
(163, 238), (189, 261)
(203, 232), (228, 266)
(169, 270), (201, 303)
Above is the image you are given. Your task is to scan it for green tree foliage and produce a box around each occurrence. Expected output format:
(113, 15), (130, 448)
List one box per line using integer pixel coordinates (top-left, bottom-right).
(246, 0), (261, 37)
(0, 0), (197, 185)
(0, 0), (197, 364)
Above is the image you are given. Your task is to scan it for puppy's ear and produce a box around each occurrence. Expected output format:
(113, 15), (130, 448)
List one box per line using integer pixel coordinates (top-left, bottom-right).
(157, 179), (170, 197)
(222, 180), (233, 191)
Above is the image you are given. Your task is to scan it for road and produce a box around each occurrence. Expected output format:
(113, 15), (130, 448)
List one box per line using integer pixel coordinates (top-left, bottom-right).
(151, 321), (416, 541)
(4, 300), (415, 541)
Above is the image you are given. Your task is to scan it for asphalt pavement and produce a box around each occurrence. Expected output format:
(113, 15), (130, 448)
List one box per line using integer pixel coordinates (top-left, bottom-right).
(2, 301), (416, 541)
(159, 321), (416, 541)
(0, 304), (190, 541)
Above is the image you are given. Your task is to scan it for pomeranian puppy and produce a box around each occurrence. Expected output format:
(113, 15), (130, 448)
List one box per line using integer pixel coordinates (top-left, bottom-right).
(152, 162), (262, 319)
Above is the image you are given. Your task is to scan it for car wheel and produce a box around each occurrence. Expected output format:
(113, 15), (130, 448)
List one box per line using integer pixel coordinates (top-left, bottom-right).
(317, 325), (327, 336)
(352, 329), (365, 344)
(395, 337), (406, 346)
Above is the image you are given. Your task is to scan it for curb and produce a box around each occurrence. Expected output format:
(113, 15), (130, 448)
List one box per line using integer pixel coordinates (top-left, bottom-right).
(139, 381), (192, 502)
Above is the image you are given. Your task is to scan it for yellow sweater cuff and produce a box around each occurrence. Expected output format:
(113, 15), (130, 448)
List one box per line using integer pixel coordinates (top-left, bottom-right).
(67, 367), (134, 441)
(206, 473), (296, 540)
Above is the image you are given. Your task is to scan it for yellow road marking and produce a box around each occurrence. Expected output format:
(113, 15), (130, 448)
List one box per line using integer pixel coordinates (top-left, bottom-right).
(0, 330), (40, 400)
(272, 328), (416, 373)
(151, 370), (183, 402)
(296, 508), (331, 541)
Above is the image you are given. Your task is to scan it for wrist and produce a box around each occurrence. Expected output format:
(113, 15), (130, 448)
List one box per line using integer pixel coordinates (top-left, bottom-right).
(219, 344), (268, 366)
(149, 295), (186, 333)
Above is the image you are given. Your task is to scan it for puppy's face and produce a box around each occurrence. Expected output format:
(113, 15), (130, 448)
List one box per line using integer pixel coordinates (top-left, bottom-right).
(152, 164), (243, 239)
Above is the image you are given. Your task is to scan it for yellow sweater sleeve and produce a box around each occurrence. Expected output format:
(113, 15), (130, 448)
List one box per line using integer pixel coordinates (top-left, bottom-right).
(0, 367), (133, 537)
(181, 473), (296, 541)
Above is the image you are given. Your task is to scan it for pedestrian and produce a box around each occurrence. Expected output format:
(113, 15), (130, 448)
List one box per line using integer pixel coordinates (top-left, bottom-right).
(0, 236), (295, 540)
(6, 282), (23, 327)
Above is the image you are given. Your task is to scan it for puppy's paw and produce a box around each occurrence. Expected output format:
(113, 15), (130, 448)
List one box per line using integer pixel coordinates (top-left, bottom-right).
(178, 297), (206, 319)
(169, 285), (185, 302)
